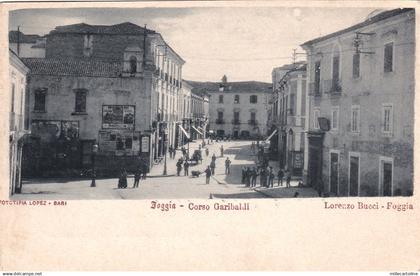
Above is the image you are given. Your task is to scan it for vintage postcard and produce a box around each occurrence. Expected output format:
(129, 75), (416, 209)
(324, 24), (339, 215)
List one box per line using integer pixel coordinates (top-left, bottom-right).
(1, 0), (419, 272)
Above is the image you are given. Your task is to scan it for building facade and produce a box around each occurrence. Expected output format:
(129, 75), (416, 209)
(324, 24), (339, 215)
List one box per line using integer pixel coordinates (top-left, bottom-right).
(301, 8), (414, 196)
(191, 78), (271, 139)
(9, 49), (30, 195)
(269, 62), (307, 176)
(22, 22), (184, 177)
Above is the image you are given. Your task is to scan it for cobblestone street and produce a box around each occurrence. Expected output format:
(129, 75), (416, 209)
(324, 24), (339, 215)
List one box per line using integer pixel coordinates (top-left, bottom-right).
(13, 140), (318, 200)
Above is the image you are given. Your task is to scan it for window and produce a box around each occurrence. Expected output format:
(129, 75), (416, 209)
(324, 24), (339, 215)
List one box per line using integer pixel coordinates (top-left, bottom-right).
(34, 88), (47, 112)
(234, 95), (240, 104)
(219, 95), (224, 103)
(11, 83), (15, 113)
(382, 104), (393, 134)
(250, 95), (258, 103)
(349, 152), (360, 196)
(116, 137), (124, 150)
(332, 54), (340, 90)
(351, 106), (360, 133)
(125, 137), (133, 149)
(384, 42), (394, 72)
(250, 112), (256, 121)
(83, 34), (93, 57)
(74, 89), (87, 113)
(217, 111), (224, 119)
(353, 53), (360, 78)
(314, 61), (321, 95)
(331, 107), (339, 131)
(233, 111), (240, 124)
(313, 109), (320, 129)
(129, 56), (137, 73)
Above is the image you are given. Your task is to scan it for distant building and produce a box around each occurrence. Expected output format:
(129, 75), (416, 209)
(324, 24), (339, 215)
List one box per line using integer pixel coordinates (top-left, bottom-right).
(21, 22), (184, 177)
(301, 8), (414, 196)
(269, 62), (307, 176)
(9, 49), (30, 195)
(9, 31), (46, 58)
(190, 77), (271, 139)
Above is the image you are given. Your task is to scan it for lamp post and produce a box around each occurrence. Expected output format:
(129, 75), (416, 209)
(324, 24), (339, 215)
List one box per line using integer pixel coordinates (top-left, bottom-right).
(163, 122), (168, 175)
(90, 142), (98, 187)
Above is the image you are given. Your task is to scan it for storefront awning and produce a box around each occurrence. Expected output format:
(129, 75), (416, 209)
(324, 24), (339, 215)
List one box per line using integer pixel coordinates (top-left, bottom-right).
(264, 129), (278, 143)
(192, 126), (203, 136)
(178, 125), (190, 139)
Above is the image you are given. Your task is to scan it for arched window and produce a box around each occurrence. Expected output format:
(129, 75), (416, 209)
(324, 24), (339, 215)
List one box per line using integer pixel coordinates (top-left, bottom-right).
(129, 56), (137, 73)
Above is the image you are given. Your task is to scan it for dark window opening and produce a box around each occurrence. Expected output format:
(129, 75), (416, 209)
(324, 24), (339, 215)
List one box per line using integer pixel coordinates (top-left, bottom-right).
(353, 53), (360, 78)
(314, 61), (321, 95)
(219, 95), (224, 103)
(125, 137), (133, 149)
(384, 42), (393, 72)
(34, 88), (47, 112)
(74, 90), (87, 113)
(129, 56), (137, 73)
(116, 137), (124, 150)
(250, 95), (258, 103)
(234, 95), (240, 104)
(332, 55), (340, 91)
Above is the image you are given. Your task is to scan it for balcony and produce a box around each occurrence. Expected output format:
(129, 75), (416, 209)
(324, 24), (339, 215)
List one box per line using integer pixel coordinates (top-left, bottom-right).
(215, 118), (225, 125)
(231, 119), (241, 125)
(309, 82), (321, 97)
(323, 79), (342, 94)
(248, 120), (258, 126)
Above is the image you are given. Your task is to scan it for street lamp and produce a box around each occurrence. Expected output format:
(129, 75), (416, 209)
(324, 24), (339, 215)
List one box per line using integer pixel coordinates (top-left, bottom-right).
(162, 122), (168, 175)
(90, 142), (98, 187)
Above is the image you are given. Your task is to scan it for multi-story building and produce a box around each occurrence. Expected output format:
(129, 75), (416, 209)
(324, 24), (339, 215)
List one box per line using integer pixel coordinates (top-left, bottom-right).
(9, 49), (30, 195)
(190, 90), (210, 140)
(21, 22), (184, 177)
(176, 80), (192, 147)
(301, 8), (414, 196)
(9, 31), (46, 58)
(191, 77), (271, 139)
(269, 62), (307, 176)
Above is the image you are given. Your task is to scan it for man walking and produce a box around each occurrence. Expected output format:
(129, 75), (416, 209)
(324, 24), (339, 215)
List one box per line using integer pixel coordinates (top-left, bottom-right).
(220, 145), (224, 157)
(268, 167), (275, 188)
(133, 169), (141, 188)
(225, 157), (231, 175)
(184, 160), (190, 176)
(278, 169), (284, 186)
(211, 153), (216, 163)
(176, 159), (183, 176)
(210, 160), (216, 176)
(285, 169), (291, 188)
(205, 147), (209, 157)
(205, 166), (212, 184)
(251, 167), (258, 187)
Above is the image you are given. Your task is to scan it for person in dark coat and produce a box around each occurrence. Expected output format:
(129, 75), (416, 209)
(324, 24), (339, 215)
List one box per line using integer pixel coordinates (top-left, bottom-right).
(251, 167), (258, 187)
(176, 159), (183, 176)
(118, 168), (128, 189)
(133, 169), (141, 188)
(259, 168), (267, 188)
(225, 157), (231, 175)
(245, 167), (251, 187)
(268, 167), (275, 188)
(220, 145), (224, 157)
(210, 160), (216, 176)
(285, 169), (291, 188)
(205, 148), (209, 157)
(278, 169), (284, 186)
(211, 153), (216, 163)
(168, 145), (173, 159)
(205, 166), (212, 184)
(241, 167), (246, 184)
(184, 160), (190, 176)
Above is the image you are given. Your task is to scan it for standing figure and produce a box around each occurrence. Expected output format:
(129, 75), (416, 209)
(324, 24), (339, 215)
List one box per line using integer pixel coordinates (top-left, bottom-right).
(285, 169), (291, 188)
(184, 160), (190, 176)
(225, 157), (231, 175)
(251, 167), (258, 187)
(241, 166), (246, 184)
(205, 147), (209, 157)
(211, 153), (216, 163)
(133, 169), (141, 188)
(118, 168), (128, 189)
(176, 159), (183, 176)
(205, 166), (212, 184)
(210, 160), (216, 176)
(259, 168), (267, 188)
(220, 145), (224, 157)
(245, 167), (251, 187)
(268, 167), (275, 188)
(278, 169), (284, 186)
(168, 145), (173, 159)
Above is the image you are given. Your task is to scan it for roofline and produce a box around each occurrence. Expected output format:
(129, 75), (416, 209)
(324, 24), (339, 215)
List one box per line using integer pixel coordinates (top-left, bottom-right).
(301, 8), (414, 47)
(9, 49), (30, 73)
(152, 33), (185, 64)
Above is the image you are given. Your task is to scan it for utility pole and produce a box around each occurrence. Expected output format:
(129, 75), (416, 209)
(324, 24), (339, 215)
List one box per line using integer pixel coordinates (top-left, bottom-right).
(143, 24), (147, 67)
(17, 26), (21, 57)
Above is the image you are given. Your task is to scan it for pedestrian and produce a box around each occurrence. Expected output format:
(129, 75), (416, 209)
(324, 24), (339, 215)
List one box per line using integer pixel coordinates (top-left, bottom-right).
(241, 166), (246, 184)
(220, 145), (224, 157)
(285, 169), (291, 188)
(205, 166), (212, 184)
(118, 168), (128, 189)
(133, 169), (141, 188)
(168, 145), (173, 159)
(278, 169), (284, 186)
(245, 167), (251, 187)
(210, 160), (216, 176)
(176, 159), (183, 176)
(184, 160), (190, 176)
(268, 168), (275, 188)
(182, 146), (186, 157)
(251, 167), (258, 187)
(259, 168), (267, 188)
(172, 148), (176, 159)
(211, 153), (216, 163)
(205, 147), (209, 157)
(225, 157), (231, 175)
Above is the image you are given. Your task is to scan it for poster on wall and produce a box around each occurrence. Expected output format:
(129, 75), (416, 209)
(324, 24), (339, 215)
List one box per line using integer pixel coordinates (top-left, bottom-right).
(102, 105), (135, 129)
(98, 130), (141, 155)
(141, 136), (150, 153)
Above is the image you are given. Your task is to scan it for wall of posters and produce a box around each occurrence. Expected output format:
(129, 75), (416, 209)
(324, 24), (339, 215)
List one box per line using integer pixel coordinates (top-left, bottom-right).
(31, 120), (79, 142)
(102, 105), (135, 129)
(98, 130), (141, 155)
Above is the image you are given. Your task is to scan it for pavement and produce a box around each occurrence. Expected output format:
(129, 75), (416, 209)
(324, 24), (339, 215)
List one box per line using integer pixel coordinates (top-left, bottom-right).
(12, 140), (319, 200)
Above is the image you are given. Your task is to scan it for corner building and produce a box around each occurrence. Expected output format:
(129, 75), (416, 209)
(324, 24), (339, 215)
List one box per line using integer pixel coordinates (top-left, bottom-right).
(301, 9), (414, 196)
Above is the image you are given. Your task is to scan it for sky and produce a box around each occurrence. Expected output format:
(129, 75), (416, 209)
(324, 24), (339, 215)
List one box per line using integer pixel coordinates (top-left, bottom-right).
(9, 6), (378, 83)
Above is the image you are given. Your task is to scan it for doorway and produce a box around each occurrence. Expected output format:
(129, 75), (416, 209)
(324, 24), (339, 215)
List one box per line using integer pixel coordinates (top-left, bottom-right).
(379, 157), (393, 196)
(330, 151), (339, 195)
(348, 152), (360, 196)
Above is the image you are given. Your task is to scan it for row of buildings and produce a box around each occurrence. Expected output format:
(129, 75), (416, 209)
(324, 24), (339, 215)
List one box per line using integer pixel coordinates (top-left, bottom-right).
(8, 22), (210, 194)
(268, 8), (414, 196)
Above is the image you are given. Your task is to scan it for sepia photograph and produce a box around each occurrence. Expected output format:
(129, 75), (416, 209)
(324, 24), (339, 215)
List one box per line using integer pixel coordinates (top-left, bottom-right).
(7, 5), (415, 200)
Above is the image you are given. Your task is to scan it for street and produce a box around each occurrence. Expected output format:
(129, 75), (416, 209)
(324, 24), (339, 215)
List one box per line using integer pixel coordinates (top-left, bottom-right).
(12, 140), (319, 200)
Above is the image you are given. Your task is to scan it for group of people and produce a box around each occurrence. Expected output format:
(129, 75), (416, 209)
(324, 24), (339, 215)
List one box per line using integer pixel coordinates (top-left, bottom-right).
(241, 166), (291, 188)
(176, 157), (190, 176)
(117, 166), (147, 189)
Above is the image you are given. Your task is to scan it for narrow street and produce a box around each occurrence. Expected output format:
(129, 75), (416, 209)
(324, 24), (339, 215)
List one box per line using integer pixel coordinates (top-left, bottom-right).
(13, 140), (319, 200)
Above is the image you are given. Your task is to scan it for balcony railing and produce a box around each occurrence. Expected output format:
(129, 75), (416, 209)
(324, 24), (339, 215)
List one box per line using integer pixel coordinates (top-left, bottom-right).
(248, 120), (258, 125)
(231, 119), (241, 125)
(215, 118), (225, 124)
